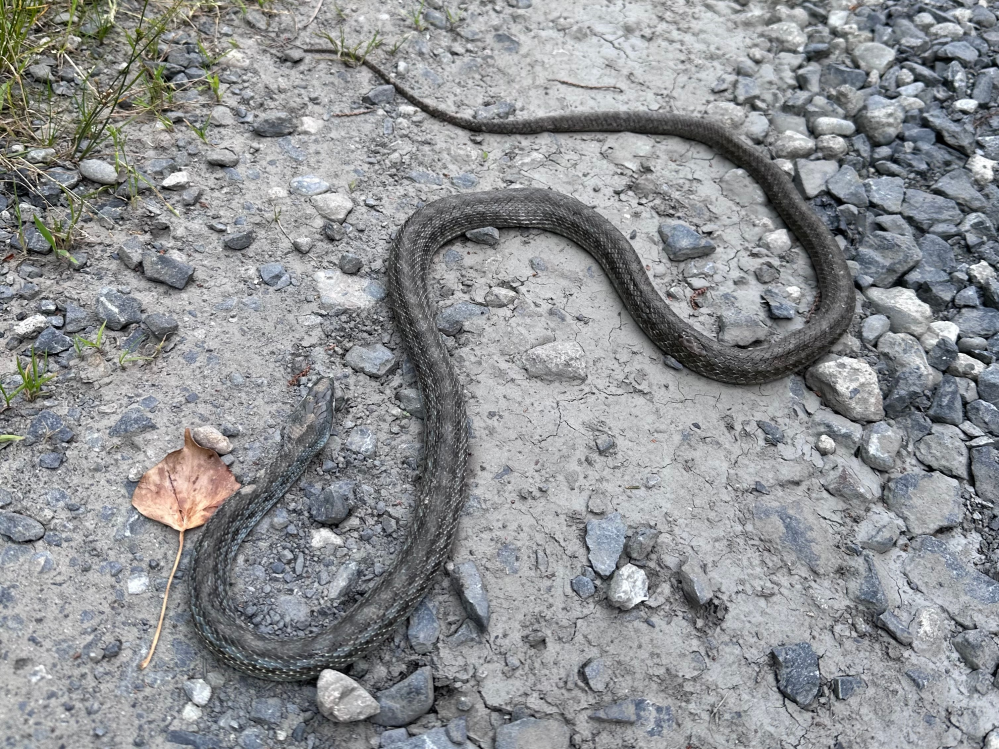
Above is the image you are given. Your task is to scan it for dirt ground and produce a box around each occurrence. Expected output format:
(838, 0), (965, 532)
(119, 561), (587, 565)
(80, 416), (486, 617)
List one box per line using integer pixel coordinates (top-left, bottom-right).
(1, 0), (995, 747)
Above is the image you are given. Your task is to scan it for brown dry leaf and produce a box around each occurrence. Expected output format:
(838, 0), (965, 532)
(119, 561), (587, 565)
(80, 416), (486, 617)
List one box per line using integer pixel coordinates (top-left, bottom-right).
(132, 429), (240, 670)
(132, 429), (240, 531)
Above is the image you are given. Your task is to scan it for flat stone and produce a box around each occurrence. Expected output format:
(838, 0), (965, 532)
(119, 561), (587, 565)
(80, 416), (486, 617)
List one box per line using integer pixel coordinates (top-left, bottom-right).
(827, 165), (868, 207)
(865, 177), (905, 213)
(884, 470), (964, 536)
(207, 149), (239, 167)
(852, 42), (895, 74)
(345, 344), (397, 377)
(805, 357), (884, 422)
(144, 313), (179, 340)
(450, 560), (489, 630)
(223, 230), (255, 250)
(315, 269), (380, 312)
(582, 658), (610, 693)
(371, 667), (434, 727)
(78, 159), (118, 185)
(972, 445), (999, 506)
(772, 643), (820, 707)
(923, 110), (975, 155)
(904, 536), (999, 631)
(718, 309), (769, 347)
(586, 512), (626, 577)
(345, 426), (376, 457)
(914, 425), (969, 480)
(110, 408), (156, 438)
(852, 553), (888, 614)
(856, 507), (900, 553)
(436, 302), (488, 336)
(143, 252), (194, 289)
(465, 227), (500, 245)
(794, 159), (839, 198)
(388, 728), (462, 748)
(521, 341), (586, 382)
(0, 511), (45, 542)
(607, 564), (648, 610)
(289, 175), (330, 196)
(901, 190), (963, 230)
(955, 308), (999, 338)
(571, 575), (595, 598)
(316, 670), (380, 722)
(831, 676), (865, 700)
(34, 327), (71, 354)
(877, 611), (914, 645)
(932, 169), (986, 211)
(312, 193), (353, 223)
(927, 376), (964, 426)
(362, 84), (396, 106)
(253, 111), (296, 137)
(249, 697), (283, 725)
(860, 421), (902, 471)
(495, 718), (571, 749)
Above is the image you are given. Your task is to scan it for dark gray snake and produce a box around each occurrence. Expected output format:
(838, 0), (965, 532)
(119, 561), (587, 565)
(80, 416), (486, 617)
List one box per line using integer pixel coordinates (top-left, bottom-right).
(189, 58), (855, 681)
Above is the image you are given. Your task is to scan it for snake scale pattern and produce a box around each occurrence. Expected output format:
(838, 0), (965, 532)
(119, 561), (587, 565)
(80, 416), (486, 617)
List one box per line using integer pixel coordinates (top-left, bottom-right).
(189, 58), (856, 681)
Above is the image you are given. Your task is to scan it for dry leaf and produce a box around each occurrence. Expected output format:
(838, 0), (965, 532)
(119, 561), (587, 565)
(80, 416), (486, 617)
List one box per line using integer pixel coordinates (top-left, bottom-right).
(132, 429), (240, 531)
(132, 429), (240, 670)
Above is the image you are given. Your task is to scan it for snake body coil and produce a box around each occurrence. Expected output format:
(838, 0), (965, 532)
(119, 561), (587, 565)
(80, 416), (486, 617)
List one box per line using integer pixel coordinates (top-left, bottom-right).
(190, 64), (855, 681)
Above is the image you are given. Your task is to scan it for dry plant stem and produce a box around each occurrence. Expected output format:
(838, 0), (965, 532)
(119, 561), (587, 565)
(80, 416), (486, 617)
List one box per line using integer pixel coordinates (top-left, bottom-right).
(139, 527), (184, 670)
(549, 79), (623, 91)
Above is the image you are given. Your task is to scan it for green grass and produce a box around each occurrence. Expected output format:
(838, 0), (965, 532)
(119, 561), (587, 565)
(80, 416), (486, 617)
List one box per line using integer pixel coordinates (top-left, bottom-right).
(0, 347), (57, 408)
(73, 320), (107, 355)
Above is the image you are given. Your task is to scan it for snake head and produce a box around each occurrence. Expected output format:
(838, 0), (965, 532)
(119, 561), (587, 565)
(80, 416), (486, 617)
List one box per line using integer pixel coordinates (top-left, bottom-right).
(282, 378), (336, 446)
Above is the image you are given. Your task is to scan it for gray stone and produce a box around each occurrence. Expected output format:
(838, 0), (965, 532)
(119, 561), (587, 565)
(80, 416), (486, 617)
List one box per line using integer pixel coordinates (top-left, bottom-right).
(407, 600), (440, 655)
(143, 252), (194, 289)
(914, 424), (968, 479)
(772, 643), (820, 707)
(328, 561), (359, 600)
(969, 400), (999, 435)
(772, 132), (815, 160)
(249, 697), (283, 725)
(495, 718), (571, 749)
(450, 560), (489, 630)
(805, 357), (884, 422)
(658, 222), (715, 261)
(856, 97), (904, 146)
(679, 555), (713, 606)
(762, 287), (796, 319)
(923, 110), (975, 156)
(362, 84), (396, 106)
(371, 667), (434, 727)
(827, 165), (868, 207)
(864, 287), (932, 335)
(345, 426), (376, 457)
(794, 159), (839, 198)
(856, 507), (900, 553)
(109, 408), (156, 438)
(183, 679), (212, 707)
(852, 553), (888, 614)
(436, 302), (488, 336)
(625, 527), (659, 560)
(972, 445), (999, 506)
(96, 289), (142, 330)
(313, 193), (353, 223)
(345, 344), (397, 377)
(938, 41), (979, 65)
(932, 169), (986, 211)
(905, 536), (999, 631)
(224, 230), (255, 250)
(465, 227), (499, 245)
(0, 511), (44, 542)
(34, 327), (71, 354)
(860, 422), (902, 471)
(718, 309), (769, 347)
(522, 341), (586, 382)
(606, 564), (648, 610)
(338, 253), (362, 275)
(852, 42), (895, 74)
(831, 676), (865, 700)
(253, 112), (296, 137)
(289, 175), (331, 196)
(310, 483), (352, 525)
(952, 630), (999, 673)
(878, 333), (936, 392)
(820, 458), (878, 507)
(865, 177), (905, 213)
(207, 149), (239, 167)
(928, 376), (964, 425)
(809, 409), (863, 453)
(877, 611), (914, 645)
(955, 308), (999, 338)
(855, 231), (923, 287)
(316, 669), (380, 722)
(63, 303), (92, 334)
(901, 190), (964, 231)
(395, 388), (425, 418)
(571, 575), (595, 598)
(388, 728), (461, 749)
(144, 313), (179, 340)
(78, 159), (118, 185)
(586, 512), (626, 577)
(258, 263), (290, 289)
(884, 471), (963, 536)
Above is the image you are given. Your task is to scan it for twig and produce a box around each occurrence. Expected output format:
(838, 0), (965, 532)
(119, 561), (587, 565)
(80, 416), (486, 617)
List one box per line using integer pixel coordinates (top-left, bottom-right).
(303, 0), (324, 29)
(549, 78), (622, 92)
(139, 527), (184, 670)
(332, 108), (374, 117)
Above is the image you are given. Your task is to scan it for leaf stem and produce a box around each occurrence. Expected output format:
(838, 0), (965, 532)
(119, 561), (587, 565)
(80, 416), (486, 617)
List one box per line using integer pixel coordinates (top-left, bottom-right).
(139, 527), (184, 670)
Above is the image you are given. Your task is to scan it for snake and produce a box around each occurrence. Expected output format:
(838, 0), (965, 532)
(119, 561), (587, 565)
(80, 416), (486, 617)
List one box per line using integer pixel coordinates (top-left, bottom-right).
(189, 57), (856, 681)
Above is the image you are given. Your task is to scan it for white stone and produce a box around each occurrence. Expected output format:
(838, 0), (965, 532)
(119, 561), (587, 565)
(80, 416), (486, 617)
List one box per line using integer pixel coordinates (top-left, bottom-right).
(316, 669), (381, 722)
(606, 564), (649, 610)
(183, 679), (212, 706)
(521, 341), (587, 382)
(127, 573), (149, 595)
(315, 269), (377, 311)
(812, 117), (856, 136)
(599, 132), (655, 172)
(805, 357), (885, 422)
(771, 131), (816, 159)
(852, 42), (896, 74)
(969, 261), (997, 287)
(864, 287), (933, 336)
(815, 435), (836, 455)
(967, 155), (996, 185)
(161, 171), (190, 189)
(13, 314), (49, 338)
(312, 193), (354, 223)
(929, 22), (963, 39)
(299, 116), (324, 134)
(189, 426), (231, 455)
(816, 135), (848, 159)
(953, 98), (979, 114)
(311, 528), (344, 549)
(180, 703), (203, 722)
(919, 321), (960, 351)
(759, 229), (792, 253)
(948, 354), (986, 381)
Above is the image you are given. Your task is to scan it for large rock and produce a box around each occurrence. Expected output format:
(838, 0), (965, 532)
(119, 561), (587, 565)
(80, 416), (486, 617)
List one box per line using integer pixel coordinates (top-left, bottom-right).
(718, 309), (769, 347)
(854, 231), (922, 287)
(0, 511), (45, 542)
(314, 269), (381, 311)
(914, 425), (968, 480)
(658, 222), (715, 261)
(904, 536), (999, 631)
(607, 564), (649, 610)
(855, 97), (904, 146)
(884, 471), (963, 535)
(772, 643), (820, 707)
(316, 670), (380, 722)
(864, 287), (932, 335)
(521, 341), (586, 382)
(371, 667), (434, 727)
(901, 190), (963, 230)
(794, 159), (839, 198)
(805, 358), (884, 422)
(585, 512), (626, 577)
